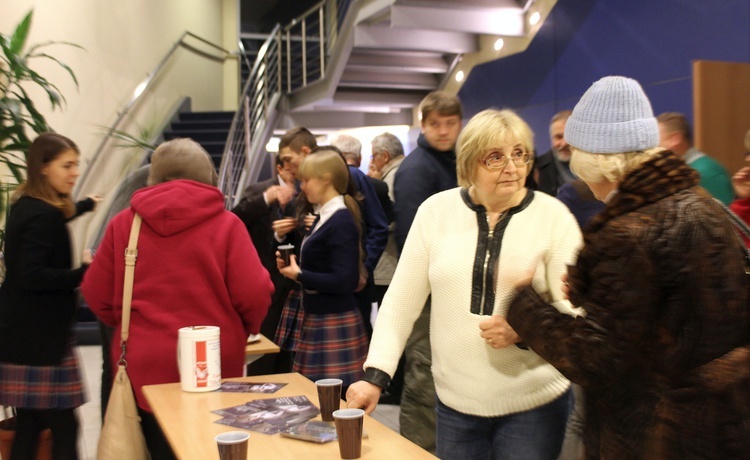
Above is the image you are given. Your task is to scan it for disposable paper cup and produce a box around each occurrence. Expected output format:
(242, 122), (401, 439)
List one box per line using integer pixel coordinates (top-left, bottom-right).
(333, 409), (364, 459)
(315, 378), (343, 422)
(215, 431), (249, 460)
(278, 244), (295, 265)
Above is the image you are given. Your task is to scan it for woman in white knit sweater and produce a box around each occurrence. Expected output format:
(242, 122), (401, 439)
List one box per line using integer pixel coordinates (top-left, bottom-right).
(347, 109), (582, 459)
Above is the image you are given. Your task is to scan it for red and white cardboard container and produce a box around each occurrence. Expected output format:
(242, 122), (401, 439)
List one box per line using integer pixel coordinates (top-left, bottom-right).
(177, 326), (221, 392)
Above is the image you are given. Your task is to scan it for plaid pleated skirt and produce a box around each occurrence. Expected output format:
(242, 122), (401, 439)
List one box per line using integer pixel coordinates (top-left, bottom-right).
(275, 288), (303, 351)
(293, 309), (369, 386)
(0, 341), (85, 409)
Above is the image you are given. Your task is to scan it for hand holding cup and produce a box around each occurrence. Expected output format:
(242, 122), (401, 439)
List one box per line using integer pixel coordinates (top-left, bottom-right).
(276, 249), (300, 281)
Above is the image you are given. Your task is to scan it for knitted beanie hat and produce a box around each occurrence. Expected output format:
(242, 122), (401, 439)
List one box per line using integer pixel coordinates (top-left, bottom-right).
(564, 76), (659, 154)
(148, 138), (218, 186)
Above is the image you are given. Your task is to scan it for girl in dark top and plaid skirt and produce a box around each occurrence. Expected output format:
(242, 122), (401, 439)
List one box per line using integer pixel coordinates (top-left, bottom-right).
(277, 147), (368, 386)
(0, 133), (99, 460)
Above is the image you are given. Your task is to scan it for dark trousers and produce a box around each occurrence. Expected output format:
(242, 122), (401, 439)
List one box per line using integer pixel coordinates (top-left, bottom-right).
(138, 408), (176, 460)
(374, 284), (404, 403)
(246, 285), (295, 376)
(12, 408), (78, 460)
(99, 321), (114, 421)
(354, 274), (375, 338)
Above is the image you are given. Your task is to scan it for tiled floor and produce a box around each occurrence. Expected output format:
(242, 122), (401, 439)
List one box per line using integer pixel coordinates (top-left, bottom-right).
(74, 345), (400, 459)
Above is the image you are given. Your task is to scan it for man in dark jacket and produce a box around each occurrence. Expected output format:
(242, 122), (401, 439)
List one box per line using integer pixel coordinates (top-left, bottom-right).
(332, 134), (390, 336)
(390, 91), (462, 453)
(534, 110), (575, 196)
(232, 155), (296, 375)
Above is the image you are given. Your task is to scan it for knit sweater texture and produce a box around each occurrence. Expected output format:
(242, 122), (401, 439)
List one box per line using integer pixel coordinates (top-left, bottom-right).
(365, 187), (582, 417)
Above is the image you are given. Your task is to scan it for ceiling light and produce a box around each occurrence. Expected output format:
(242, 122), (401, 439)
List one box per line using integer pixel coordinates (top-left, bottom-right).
(494, 38), (504, 51)
(529, 12), (540, 26)
(455, 70), (465, 82)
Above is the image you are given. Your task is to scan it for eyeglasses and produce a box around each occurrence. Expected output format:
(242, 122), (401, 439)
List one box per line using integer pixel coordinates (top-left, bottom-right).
(480, 150), (532, 170)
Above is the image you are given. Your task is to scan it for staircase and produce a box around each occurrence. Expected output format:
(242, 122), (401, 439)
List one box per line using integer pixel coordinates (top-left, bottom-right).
(163, 111), (235, 170)
(274, 0), (557, 131)
(219, 0), (559, 208)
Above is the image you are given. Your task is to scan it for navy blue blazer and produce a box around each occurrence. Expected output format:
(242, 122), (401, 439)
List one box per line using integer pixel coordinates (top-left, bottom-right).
(297, 209), (360, 315)
(348, 166), (388, 274)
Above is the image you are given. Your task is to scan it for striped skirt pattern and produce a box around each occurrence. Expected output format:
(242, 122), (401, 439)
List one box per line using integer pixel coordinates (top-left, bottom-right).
(275, 288), (303, 351)
(0, 343), (85, 410)
(293, 309), (369, 386)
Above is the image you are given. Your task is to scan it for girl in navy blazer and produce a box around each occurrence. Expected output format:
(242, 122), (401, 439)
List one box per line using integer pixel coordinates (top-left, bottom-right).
(277, 147), (368, 386)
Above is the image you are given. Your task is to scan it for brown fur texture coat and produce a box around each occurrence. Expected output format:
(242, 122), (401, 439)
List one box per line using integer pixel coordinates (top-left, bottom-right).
(508, 150), (750, 459)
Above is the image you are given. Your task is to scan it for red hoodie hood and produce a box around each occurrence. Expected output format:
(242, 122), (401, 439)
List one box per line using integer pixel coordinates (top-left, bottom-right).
(130, 180), (225, 237)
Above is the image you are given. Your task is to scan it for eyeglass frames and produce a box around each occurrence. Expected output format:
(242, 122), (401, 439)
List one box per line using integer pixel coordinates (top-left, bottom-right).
(480, 149), (532, 170)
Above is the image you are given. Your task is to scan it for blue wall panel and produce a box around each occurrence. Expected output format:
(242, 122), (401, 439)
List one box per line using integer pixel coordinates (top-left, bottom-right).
(458, 0), (750, 155)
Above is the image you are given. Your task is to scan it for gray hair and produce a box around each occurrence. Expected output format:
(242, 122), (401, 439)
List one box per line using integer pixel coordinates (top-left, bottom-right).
(371, 132), (404, 159)
(331, 134), (362, 166)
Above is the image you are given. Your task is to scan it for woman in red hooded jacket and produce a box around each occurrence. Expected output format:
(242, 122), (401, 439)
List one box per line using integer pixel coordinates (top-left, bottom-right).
(82, 138), (273, 459)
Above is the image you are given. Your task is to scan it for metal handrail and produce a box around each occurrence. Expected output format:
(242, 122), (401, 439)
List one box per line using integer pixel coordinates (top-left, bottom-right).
(75, 31), (237, 196)
(217, 0), (354, 207)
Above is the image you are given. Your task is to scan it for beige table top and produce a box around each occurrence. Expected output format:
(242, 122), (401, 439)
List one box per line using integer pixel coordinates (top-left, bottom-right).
(245, 334), (280, 356)
(143, 373), (436, 460)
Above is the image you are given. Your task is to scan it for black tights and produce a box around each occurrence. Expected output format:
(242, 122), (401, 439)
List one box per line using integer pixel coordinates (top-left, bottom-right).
(11, 408), (78, 460)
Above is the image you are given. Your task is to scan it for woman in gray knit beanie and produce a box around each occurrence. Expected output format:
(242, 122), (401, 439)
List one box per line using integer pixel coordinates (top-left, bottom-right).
(507, 76), (750, 459)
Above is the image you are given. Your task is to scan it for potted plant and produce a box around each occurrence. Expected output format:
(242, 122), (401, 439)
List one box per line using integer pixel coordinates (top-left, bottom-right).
(0, 8), (81, 243)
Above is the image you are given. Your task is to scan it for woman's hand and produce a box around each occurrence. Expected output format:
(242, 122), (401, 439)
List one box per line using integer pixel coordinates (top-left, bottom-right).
(276, 251), (300, 281)
(355, 273), (368, 292)
(82, 249), (95, 265)
(733, 166), (750, 199)
(479, 315), (519, 349)
(303, 213), (316, 231)
(87, 194), (103, 210)
(561, 273), (571, 300)
(345, 380), (381, 414)
(272, 217), (296, 238)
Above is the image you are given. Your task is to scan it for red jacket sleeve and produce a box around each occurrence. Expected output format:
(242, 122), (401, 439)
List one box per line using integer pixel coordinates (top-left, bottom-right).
(729, 198), (750, 248)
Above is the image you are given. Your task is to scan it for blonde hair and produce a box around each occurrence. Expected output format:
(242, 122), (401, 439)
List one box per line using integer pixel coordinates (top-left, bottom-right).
(456, 109), (534, 188)
(570, 147), (665, 184)
(744, 128), (750, 152)
(298, 148), (366, 280)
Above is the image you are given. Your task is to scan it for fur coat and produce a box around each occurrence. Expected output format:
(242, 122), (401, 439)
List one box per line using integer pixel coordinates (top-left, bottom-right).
(508, 150), (750, 459)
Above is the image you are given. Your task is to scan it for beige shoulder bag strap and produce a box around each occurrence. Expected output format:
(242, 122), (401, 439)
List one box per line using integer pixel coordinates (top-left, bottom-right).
(119, 213), (142, 356)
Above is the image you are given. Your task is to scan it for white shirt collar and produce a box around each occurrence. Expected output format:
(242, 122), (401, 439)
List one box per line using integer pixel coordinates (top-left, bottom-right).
(310, 195), (346, 234)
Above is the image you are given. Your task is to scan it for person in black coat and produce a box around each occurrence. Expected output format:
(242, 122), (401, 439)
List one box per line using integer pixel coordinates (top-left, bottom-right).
(533, 110), (575, 196)
(232, 155), (296, 375)
(0, 133), (99, 459)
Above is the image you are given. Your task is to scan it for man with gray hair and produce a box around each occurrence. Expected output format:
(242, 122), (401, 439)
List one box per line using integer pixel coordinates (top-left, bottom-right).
(368, 132), (406, 405)
(369, 132), (404, 295)
(333, 134), (364, 167)
(330, 134), (389, 337)
(369, 132), (405, 201)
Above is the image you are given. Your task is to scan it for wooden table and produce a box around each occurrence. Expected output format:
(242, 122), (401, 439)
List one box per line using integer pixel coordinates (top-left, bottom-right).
(143, 373), (436, 460)
(245, 334), (280, 365)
